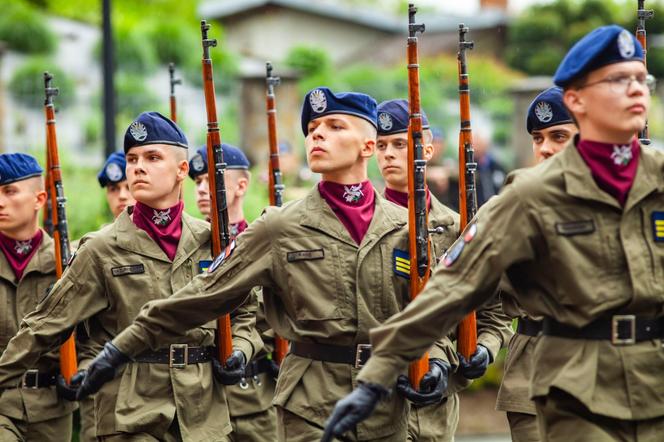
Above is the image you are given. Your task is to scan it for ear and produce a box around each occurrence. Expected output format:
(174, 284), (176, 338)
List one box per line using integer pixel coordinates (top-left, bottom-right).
(563, 89), (585, 118)
(423, 143), (434, 162)
(34, 190), (47, 211)
(360, 138), (376, 159)
(235, 176), (248, 197)
(175, 160), (189, 183)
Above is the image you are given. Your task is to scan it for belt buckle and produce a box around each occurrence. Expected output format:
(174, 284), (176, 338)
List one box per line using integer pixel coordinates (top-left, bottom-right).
(354, 344), (372, 369)
(612, 315), (636, 345)
(22, 369), (39, 389)
(169, 344), (189, 369)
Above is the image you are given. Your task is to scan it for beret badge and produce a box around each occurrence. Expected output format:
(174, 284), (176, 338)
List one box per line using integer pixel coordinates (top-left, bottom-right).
(618, 30), (635, 59)
(534, 102), (554, 123)
(191, 154), (205, 172)
(309, 89), (327, 113)
(105, 162), (123, 182)
(129, 121), (148, 142)
(378, 112), (393, 131)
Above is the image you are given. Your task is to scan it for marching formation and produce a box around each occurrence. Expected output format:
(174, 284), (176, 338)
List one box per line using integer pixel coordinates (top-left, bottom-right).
(0, 3), (662, 442)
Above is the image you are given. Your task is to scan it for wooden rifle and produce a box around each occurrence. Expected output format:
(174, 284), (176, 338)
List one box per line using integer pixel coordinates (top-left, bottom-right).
(169, 63), (182, 123)
(406, 4), (430, 387)
(455, 25), (478, 359)
(200, 20), (234, 362)
(637, 0), (654, 145)
(44, 72), (78, 382)
(265, 62), (289, 364)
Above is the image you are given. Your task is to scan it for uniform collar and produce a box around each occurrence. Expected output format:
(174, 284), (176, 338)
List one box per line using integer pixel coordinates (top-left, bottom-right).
(0, 230), (55, 284)
(562, 141), (664, 211)
(114, 209), (210, 265)
(300, 185), (405, 248)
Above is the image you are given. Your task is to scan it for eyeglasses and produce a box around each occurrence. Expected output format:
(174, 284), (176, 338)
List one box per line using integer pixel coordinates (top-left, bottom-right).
(579, 73), (657, 94)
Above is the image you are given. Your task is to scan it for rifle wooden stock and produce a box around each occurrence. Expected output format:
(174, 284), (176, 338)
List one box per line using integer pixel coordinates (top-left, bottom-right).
(200, 21), (233, 363)
(265, 62), (289, 364)
(637, 0), (653, 145)
(406, 4), (429, 388)
(169, 63), (181, 123)
(44, 72), (78, 382)
(456, 24), (478, 360)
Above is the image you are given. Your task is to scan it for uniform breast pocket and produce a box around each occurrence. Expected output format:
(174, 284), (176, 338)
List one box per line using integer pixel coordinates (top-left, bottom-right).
(280, 238), (344, 321)
(107, 263), (157, 329)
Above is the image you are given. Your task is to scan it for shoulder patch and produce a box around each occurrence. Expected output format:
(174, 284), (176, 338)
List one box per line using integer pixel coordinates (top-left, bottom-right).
(442, 239), (465, 267)
(111, 264), (145, 277)
(555, 220), (595, 236)
(209, 240), (236, 273)
(393, 249), (410, 279)
(653, 212), (664, 242)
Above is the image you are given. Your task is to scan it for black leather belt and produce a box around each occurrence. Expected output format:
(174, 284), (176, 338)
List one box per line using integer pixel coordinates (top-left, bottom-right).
(516, 318), (543, 337)
(21, 370), (57, 389)
(244, 356), (272, 378)
(290, 342), (371, 368)
(542, 315), (664, 345)
(135, 345), (215, 368)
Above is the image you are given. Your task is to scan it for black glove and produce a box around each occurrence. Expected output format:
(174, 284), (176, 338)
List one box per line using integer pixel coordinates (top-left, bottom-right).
(321, 382), (388, 442)
(457, 344), (491, 379)
(212, 350), (246, 385)
(396, 359), (450, 406)
(74, 342), (129, 400)
(56, 371), (84, 401)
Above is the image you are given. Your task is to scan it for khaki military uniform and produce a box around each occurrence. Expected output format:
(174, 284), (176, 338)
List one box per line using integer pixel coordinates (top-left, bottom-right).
(406, 195), (512, 442)
(227, 288), (277, 442)
(111, 187), (459, 441)
(497, 293), (542, 442)
(359, 145), (664, 442)
(0, 209), (261, 442)
(0, 232), (75, 442)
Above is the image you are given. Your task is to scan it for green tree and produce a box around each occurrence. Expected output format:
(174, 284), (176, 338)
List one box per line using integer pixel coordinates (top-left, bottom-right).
(0, 1), (56, 54)
(9, 59), (74, 109)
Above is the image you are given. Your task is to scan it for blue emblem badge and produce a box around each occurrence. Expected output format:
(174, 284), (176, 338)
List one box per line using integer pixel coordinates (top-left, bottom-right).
(393, 249), (410, 279)
(442, 239), (465, 268)
(653, 212), (664, 242)
(199, 260), (212, 273)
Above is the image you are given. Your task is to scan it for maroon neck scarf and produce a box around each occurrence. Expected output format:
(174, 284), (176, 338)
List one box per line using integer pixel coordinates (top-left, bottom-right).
(318, 180), (375, 244)
(230, 219), (248, 240)
(132, 201), (184, 261)
(577, 138), (640, 206)
(384, 187), (432, 211)
(0, 229), (43, 280)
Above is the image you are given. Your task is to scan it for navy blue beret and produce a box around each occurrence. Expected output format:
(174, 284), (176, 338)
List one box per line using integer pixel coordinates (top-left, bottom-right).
(376, 99), (429, 136)
(526, 87), (574, 134)
(301, 87), (377, 136)
(554, 25), (644, 88)
(124, 111), (188, 153)
(97, 151), (127, 187)
(188, 144), (250, 180)
(0, 153), (43, 186)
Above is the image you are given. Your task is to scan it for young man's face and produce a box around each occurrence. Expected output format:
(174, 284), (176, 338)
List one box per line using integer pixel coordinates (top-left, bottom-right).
(531, 123), (578, 163)
(376, 132), (434, 192)
(565, 61), (650, 140)
(194, 170), (248, 218)
(0, 178), (46, 234)
(305, 114), (375, 176)
(106, 180), (135, 218)
(126, 145), (188, 208)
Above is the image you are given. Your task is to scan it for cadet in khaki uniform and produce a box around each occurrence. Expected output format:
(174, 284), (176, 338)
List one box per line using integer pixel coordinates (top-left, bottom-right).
(0, 153), (75, 441)
(325, 25), (664, 442)
(496, 87), (577, 442)
(376, 99), (512, 441)
(188, 144), (277, 441)
(0, 112), (262, 441)
(74, 88), (459, 441)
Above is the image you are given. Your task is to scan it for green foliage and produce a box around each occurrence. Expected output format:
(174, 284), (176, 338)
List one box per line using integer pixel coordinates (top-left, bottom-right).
(285, 46), (333, 77)
(506, 0), (664, 78)
(0, 1), (56, 54)
(93, 24), (158, 75)
(183, 41), (240, 96)
(115, 72), (159, 120)
(9, 59), (74, 109)
(147, 21), (199, 68)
